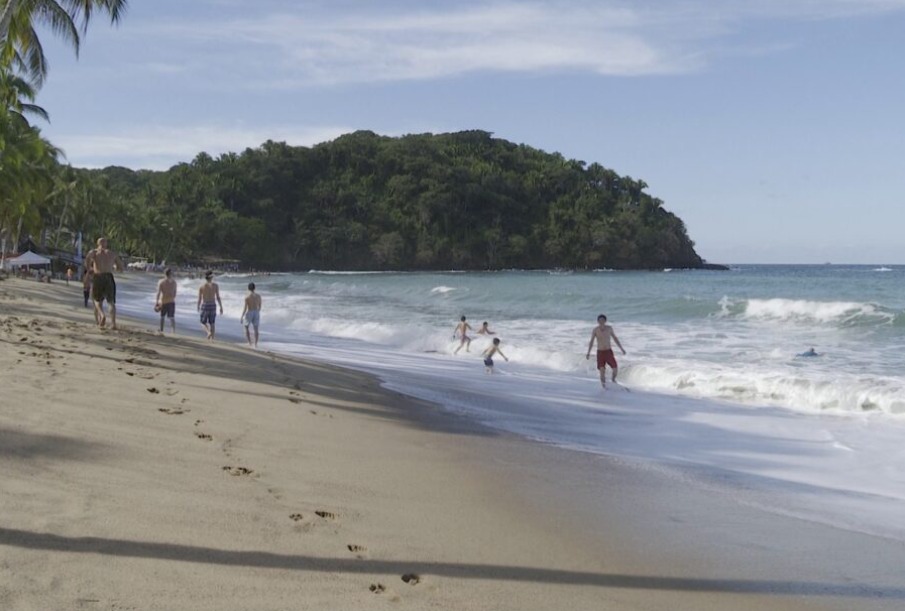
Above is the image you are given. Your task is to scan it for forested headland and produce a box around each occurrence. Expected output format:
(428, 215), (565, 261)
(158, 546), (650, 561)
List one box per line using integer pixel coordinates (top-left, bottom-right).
(2, 4), (711, 273)
(65, 130), (706, 271)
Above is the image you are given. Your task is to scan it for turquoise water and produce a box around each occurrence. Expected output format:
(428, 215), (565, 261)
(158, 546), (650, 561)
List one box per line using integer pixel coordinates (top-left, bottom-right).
(185, 264), (905, 414)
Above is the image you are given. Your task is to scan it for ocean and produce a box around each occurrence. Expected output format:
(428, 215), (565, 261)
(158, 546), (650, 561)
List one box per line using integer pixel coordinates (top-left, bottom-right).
(118, 265), (905, 542)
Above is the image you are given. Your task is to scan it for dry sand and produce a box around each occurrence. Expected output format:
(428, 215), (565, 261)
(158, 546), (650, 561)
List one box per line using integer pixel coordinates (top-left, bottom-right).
(2, 277), (905, 610)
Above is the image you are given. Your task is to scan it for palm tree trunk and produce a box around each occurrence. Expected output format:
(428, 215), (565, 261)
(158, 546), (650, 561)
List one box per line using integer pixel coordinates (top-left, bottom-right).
(14, 213), (23, 249)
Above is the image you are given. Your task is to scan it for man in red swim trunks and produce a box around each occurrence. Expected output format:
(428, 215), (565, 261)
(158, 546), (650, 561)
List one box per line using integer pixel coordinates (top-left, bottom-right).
(586, 314), (626, 389)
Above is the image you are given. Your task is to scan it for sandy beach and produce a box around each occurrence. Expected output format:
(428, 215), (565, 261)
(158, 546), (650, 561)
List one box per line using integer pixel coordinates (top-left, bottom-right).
(2, 276), (905, 611)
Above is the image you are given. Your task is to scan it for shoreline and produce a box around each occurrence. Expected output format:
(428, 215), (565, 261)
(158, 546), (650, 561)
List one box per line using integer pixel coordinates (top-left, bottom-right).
(2, 277), (905, 610)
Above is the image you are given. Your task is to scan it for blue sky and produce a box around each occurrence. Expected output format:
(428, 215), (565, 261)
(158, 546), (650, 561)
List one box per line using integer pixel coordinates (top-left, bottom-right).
(34, 0), (905, 264)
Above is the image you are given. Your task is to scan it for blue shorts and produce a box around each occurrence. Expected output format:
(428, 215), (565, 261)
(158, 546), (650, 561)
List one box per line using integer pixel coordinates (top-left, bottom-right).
(159, 302), (175, 318)
(200, 303), (217, 325)
(243, 310), (260, 328)
(484, 358), (494, 367)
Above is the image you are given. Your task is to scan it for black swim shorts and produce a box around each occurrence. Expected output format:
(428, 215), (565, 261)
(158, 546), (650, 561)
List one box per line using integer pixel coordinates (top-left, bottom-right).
(92, 272), (116, 304)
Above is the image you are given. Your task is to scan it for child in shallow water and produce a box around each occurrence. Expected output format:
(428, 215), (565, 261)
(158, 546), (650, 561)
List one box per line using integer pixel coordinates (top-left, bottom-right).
(482, 337), (509, 374)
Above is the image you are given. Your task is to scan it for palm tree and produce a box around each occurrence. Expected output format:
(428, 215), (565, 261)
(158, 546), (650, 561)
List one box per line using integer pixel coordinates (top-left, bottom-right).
(0, 112), (60, 244)
(0, 0), (128, 86)
(0, 67), (47, 124)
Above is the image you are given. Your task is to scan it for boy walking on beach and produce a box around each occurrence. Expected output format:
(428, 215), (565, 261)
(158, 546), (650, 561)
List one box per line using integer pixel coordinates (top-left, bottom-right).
(197, 271), (223, 341)
(482, 337), (509, 374)
(240, 282), (262, 348)
(453, 316), (473, 354)
(84, 237), (124, 330)
(586, 314), (626, 389)
(155, 268), (178, 334)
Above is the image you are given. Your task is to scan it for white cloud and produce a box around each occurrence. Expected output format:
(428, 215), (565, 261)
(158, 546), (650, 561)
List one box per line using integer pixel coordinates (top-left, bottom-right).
(56, 124), (354, 170)
(153, 2), (701, 86)
(138, 0), (905, 87)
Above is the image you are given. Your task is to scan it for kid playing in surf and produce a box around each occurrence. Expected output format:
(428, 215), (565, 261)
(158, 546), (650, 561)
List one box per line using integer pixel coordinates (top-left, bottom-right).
(477, 321), (496, 335)
(586, 314), (626, 389)
(454, 316), (473, 354)
(482, 337), (509, 373)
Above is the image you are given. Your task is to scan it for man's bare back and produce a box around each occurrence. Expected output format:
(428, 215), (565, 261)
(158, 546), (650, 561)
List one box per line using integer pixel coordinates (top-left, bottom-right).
(157, 278), (177, 304)
(199, 282), (220, 303)
(244, 292), (262, 311)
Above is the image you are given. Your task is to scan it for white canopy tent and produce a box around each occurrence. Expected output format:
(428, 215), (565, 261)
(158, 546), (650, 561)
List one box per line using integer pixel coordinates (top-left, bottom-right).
(4, 250), (52, 269)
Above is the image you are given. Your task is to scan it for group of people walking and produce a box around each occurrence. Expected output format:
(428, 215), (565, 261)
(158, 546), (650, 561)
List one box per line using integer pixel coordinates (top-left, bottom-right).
(80, 237), (263, 347)
(157, 269), (262, 347)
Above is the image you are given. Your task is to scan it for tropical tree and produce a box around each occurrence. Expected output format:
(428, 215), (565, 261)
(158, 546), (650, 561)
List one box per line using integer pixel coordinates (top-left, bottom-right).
(0, 67), (46, 125)
(0, 112), (60, 245)
(1, 0), (128, 86)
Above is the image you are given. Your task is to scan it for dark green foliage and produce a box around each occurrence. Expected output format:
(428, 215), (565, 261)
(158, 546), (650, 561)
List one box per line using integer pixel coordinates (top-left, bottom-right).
(76, 131), (704, 270)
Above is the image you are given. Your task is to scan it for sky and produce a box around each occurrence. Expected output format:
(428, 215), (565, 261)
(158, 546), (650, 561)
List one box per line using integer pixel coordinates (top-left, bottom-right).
(33, 0), (905, 264)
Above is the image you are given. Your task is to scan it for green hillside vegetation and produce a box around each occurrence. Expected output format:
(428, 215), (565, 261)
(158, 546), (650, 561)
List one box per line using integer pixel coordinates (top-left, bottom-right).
(2, 7), (707, 273)
(72, 130), (704, 271)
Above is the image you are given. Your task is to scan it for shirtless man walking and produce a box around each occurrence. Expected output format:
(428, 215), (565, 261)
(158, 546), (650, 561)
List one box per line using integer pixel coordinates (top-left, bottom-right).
(83, 237), (124, 330)
(240, 282), (262, 348)
(585, 314), (626, 389)
(197, 271), (223, 340)
(155, 268), (178, 334)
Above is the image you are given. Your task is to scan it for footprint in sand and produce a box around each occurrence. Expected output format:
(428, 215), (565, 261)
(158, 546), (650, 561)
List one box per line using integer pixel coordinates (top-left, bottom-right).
(369, 584), (386, 594)
(194, 419), (204, 426)
(401, 574), (421, 585)
(195, 433), (213, 441)
(222, 466), (254, 476)
(147, 387), (160, 394)
(158, 408), (187, 415)
(315, 510), (337, 520)
(288, 398), (301, 404)
(347, 544), (368, 557)
(289, 513), (304, 522)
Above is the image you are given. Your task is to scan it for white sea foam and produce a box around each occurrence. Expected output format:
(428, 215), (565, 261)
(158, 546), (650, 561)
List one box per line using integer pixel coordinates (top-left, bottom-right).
(719, 296), (894, 326)
(874, 266), (893, 272)
(308, 318), (400, 343)
(430, 286), (456, 294)
(622, 361), (905, 415)
(307, 270), (392, 275)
